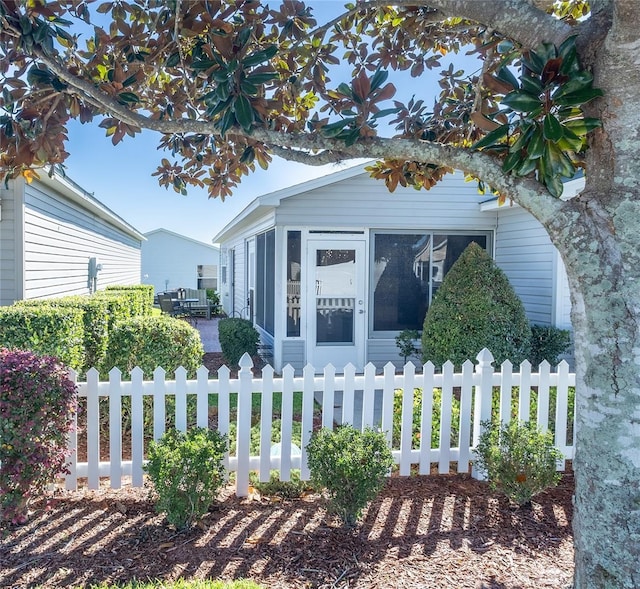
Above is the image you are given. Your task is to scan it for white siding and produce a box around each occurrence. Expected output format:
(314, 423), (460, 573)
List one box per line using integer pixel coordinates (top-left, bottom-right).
(276, 171), (492, 230)
(0, 181), (22, 305)
(555, 251), (572, 329)
(23, 182), (141, 299)
(142, 229), (219, 293)
(494, 206), (555, 325)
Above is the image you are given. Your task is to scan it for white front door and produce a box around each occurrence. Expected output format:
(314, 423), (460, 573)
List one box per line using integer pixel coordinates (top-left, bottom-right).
(306, 239), (366, 371)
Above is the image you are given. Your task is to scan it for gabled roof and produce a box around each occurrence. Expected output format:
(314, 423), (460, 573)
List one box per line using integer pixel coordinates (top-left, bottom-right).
(37, 171), (145, 241)
(212, 161), (371, 243)
(145, 227), (220, 250)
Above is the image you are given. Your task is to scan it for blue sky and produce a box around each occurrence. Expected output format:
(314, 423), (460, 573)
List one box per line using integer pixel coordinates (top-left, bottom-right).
(61, 2), (477, 245)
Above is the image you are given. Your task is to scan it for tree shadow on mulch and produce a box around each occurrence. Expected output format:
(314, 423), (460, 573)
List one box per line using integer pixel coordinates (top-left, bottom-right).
(0, 470), (574, 589)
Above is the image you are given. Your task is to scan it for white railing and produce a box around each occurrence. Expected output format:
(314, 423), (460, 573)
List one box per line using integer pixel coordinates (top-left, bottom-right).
(64, 349), (576, 497)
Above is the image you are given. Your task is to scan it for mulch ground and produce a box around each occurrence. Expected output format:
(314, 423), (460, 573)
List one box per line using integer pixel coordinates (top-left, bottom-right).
(1, 353), (575, 588)
(0, 469), (575, 589)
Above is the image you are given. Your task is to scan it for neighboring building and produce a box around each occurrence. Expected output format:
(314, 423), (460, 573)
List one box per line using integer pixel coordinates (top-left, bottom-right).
(0, 172), (144, 305)
(213, 163), (580, 373)
(141, 228), (220, 294)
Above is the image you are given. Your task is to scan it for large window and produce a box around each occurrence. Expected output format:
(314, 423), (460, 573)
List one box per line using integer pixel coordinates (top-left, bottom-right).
(256, 229), (275, 335)
(372, 233), (488, 332)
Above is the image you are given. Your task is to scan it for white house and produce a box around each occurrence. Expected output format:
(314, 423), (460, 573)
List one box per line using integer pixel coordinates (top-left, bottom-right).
(213, 164), (579, 372)
(0, 172), (144, 305)
(141, 228), (220, 294)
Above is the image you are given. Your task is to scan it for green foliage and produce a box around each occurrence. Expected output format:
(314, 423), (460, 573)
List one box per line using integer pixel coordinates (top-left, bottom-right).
(16, 296), (110, 373)
(473, 37), (602, 197)
(145, 427), (227, 529)
(422, 243), (531, 368)
(0, 305), (85, 371)
(529, 325), (572, 367)
(218, 318), (259, 366)
(102, 315), (203, 379)
(206, 289), (222, 315)
(392, 388), (461, 450)
(306, 425), (393, 527)
(249, 470), (309, 499)
(395, 329), (420, 364)
(92, 290), (136, 331)
(0, 348), (77, 524)
(474, 419), (563, 507)
(105, 284), (155, 316)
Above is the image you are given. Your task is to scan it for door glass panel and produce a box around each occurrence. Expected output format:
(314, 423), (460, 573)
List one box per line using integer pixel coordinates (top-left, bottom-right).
(315, 249), (356, 344)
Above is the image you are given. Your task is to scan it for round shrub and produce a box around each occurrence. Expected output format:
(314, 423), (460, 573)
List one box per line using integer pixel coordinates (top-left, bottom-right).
(474, 419), (563, 507)
(145, 427), (227, 529)
(529, 324), (571, 367)
(306, 425), (393, 527)
(102, 315), (204, 378)
(422, 242), (531, 368)
(0, 348), (77, 524)
(218, 318), (259, 366)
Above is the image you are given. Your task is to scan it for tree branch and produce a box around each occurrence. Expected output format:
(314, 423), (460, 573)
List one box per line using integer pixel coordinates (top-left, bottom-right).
(356, 0), (574, 50)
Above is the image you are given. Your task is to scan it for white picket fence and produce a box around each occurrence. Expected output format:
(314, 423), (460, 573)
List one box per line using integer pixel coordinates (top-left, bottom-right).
(64, 348), (576, 497)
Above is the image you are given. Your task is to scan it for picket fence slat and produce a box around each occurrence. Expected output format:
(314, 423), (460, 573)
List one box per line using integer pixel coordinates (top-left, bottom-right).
(131, 367), (144, 487)
(64, 349), (576, 497)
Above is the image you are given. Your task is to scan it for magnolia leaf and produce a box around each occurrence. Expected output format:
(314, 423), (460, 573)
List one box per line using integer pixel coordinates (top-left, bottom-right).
(472, 123), (510, 150)
(233, 95), (254, 131)
(470, 111), (502, 132)
(242, 45), (278, 68)
(501, 91), (542, 113)
(554, 87), (604, 107)
(543, 113), (564, 142)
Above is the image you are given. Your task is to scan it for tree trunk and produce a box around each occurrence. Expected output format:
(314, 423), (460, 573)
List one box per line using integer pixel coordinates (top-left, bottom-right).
(548, 5), (640, 582)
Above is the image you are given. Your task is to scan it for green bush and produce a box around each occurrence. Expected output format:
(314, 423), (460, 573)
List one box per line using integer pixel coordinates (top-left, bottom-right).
(105, 284), (154, 316)
(306, 425), (393, 527)
(16, 296), (110, 373)
(0, 306), (85, 371)
(0, 348), (77, 524)
(218, 318), (259, 366)
(529, 324), (572, 367)
(102, 315), (204, 379)
(145, 427), (227, 529)
(474, 419), (563, 507)
(249, 470), (309, 499)
(422, 242), (531, 368)
(395, 329), (420, 364)
(93, 290), (135, 331)
(206, 289), (221, 315)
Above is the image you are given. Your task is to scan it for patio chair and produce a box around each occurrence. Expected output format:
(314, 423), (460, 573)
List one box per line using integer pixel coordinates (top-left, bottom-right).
(158, 293), (184, 318)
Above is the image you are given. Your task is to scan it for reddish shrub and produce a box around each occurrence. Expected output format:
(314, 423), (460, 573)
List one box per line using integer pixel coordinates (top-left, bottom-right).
(0, 348), (77, 524)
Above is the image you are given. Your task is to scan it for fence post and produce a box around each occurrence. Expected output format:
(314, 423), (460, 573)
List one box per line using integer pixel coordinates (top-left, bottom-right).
(472, 348), (494, 480)
(235, 352), (254, 497)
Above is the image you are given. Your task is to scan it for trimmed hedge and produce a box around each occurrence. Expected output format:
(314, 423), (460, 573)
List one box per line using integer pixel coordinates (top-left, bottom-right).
(0, 306), (85, 371)
(422, 242), (531, 368)
(15, 296), (110, 372)
(218, 318), (259, 366)
(105, 284), (154, 316)
(102, 315), (204, 378)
